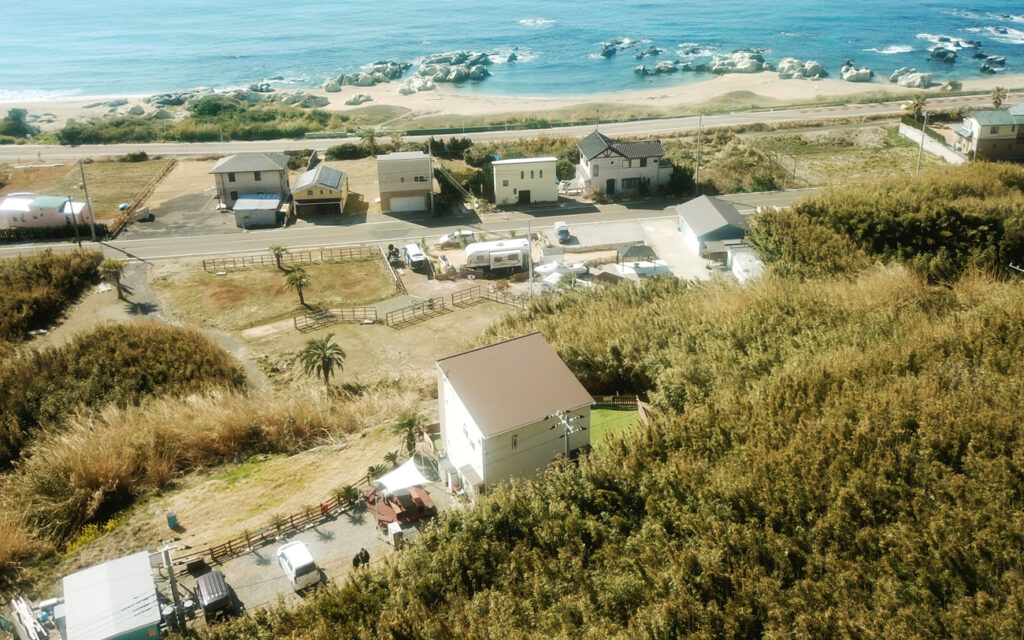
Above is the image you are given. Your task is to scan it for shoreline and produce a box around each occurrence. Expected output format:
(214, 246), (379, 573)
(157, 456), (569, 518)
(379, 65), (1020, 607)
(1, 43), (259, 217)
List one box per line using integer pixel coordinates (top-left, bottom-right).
(4, 72), (1024, 135)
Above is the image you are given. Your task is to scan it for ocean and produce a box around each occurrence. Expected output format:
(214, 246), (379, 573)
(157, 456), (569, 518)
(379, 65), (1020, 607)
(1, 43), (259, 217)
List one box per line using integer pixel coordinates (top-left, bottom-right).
(1, 1), (1022, 102)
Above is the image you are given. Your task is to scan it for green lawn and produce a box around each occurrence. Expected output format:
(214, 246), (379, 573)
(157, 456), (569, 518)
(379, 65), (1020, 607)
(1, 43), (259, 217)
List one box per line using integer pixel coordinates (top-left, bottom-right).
(590, 408), (641, 448)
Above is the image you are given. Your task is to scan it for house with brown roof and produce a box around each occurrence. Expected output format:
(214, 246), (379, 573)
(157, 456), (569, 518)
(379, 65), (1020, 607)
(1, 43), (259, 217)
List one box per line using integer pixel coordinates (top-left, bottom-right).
(576, 130), (668, 196)
(435, 332), (593, 499)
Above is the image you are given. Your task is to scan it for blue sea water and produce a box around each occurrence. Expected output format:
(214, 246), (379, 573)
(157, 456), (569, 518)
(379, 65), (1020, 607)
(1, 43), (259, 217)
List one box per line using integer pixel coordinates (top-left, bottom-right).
(1, 1), (1022, 102)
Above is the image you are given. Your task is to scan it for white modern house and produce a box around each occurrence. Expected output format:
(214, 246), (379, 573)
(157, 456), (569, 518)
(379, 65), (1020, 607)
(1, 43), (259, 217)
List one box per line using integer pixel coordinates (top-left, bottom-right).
(0, 193), (93, 229)
(492, 157), (558, 206)
(377, 151), (432, 213)
(576, 130), (668, 196)
(61, 551), (161, 640)
(436, 332), (593, 499)
(209, 152), (290, 208)
(676, 195), (747, 257)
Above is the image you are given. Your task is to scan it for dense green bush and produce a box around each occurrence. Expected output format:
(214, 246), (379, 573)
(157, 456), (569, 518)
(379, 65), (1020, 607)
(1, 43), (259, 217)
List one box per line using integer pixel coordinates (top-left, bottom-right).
(0, 250), (102, 349)
(750, 163), (1024, 280)
(0, 322), (246, 467)
(325, 143), (370, 160)
(196, 269), (1024, 639)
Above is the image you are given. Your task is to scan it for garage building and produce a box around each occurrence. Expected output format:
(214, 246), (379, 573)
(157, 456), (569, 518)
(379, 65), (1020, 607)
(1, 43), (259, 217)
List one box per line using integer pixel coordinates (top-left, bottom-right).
(492, 157), (557, 206)
(234, 193), (282, 228)
(377, 151), (432, 214)
(292, 164), (348, 217)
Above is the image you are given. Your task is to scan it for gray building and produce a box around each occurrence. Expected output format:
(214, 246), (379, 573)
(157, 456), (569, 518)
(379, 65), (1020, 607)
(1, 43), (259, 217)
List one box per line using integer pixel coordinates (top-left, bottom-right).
(676, 195), (747, 256)
(210, 152), (290, 208)
(234, 192), (282, 228)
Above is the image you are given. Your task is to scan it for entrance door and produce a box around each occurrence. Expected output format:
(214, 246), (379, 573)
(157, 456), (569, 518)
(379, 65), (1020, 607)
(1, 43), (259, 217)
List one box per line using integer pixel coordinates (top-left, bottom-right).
(605, 179), (615, 195)
(518, 189), (531, 205)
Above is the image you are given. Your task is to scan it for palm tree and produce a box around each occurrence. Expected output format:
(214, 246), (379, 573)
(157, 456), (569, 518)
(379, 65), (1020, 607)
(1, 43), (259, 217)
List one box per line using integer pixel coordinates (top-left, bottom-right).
(392, 412), (422, 457)
(905, 95), (927, 121)
(383, 450), (400, 467)
(285, 268), (310, 306)
(991, 86), (1007, 110)
(359, 128), (378, 155)
(297, 333), (346, 387)
(98, 258), (126, 300)
(269, 244), (287, 270)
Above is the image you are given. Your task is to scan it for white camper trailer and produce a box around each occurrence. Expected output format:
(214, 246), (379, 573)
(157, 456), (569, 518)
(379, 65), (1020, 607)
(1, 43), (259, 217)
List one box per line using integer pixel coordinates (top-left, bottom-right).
(463, 238), (530, 272)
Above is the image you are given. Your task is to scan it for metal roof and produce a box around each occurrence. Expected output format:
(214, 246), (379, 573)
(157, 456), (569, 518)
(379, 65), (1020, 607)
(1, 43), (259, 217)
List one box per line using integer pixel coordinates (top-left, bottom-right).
(234, 193), (281, 210)
(293, 164), (345, 191)
(492, 156), (557, 166)
(972, 110), (1017, 126)
(210, 152), (289, 173)
(63, 551), (160, 640)
(617, 244), (657, 260)
(676, 195), (747, 238)
(1009, 102), (1024, 117)
(577, 130), (664, 160)
(437, 332), (593, 437)
(378, 151), (429, 161)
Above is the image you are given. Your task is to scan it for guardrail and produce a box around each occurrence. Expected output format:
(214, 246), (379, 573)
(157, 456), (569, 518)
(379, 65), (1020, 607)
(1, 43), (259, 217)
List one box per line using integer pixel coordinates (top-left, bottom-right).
(385, 297), (446, 328)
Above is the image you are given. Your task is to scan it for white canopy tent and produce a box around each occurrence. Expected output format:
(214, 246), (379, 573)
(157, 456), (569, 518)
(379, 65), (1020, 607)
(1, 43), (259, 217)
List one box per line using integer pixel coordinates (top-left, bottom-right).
(373, 458), (429, 493)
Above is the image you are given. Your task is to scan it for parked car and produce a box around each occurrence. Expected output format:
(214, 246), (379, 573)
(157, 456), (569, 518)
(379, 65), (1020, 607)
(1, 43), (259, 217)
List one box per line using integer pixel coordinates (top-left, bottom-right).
(195, 570), (233, 622)
(277, 541), (320, 591)
(554, 221), (571, 243)
(437, 230), (476, 248)
(403, 243), (427, 270)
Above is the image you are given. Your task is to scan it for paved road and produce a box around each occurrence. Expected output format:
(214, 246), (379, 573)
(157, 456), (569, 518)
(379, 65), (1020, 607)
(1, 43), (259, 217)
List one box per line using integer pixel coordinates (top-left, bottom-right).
(3, 93), (1019, 162)
(0, 189), (818, 262)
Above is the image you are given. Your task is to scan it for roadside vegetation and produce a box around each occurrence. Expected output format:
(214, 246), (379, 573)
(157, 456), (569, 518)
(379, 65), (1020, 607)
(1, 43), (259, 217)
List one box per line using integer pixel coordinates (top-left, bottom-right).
(0, 250), (102, 354)
(179, 161), (1024, 638)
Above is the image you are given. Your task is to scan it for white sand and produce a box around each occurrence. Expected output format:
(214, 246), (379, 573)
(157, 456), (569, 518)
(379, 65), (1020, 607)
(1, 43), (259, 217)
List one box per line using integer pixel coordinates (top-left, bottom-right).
(4, 72), (1023, 133)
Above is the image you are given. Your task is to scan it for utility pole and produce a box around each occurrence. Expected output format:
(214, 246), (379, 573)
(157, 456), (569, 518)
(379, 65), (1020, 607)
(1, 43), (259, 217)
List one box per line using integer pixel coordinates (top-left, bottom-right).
(66, 195), (82, 248)
(693, 113), (703, 196)
(550, 409), (586, 458)
(78, 160), (97, 242)
(161, 546), (186, 630)
(527, 219), (534, 299)
(915, 111), (929, 174)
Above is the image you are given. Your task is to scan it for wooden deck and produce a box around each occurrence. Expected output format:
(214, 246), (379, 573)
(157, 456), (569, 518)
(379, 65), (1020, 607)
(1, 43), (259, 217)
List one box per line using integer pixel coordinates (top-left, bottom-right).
(365, 487), (437, 530)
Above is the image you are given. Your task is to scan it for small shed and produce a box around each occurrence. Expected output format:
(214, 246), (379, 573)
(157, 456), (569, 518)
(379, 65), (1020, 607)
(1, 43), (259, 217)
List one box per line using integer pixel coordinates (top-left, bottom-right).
(233, 193), (281, 228)
(62, 550), (161, 640)
(292, 164), (348, 216)
(676, 195), (747, 256)
(616, 244), (656, 264)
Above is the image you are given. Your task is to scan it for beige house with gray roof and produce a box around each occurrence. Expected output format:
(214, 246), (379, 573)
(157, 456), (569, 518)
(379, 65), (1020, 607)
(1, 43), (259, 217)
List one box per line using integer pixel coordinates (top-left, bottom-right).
(436, 332), (593, 499)
(292, 164), (348, 216)
(952, 103), (1024, 161)
(209, 152), (290, 207)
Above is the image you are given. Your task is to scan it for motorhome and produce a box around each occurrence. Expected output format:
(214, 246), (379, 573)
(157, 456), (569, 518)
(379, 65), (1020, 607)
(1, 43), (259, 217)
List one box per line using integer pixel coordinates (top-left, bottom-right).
(463, 238), (530, 272)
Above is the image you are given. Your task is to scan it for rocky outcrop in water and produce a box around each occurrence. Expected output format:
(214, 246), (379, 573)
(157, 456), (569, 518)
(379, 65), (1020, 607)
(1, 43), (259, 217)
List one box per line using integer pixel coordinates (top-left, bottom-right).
(634, 45), (665, 59)
(709, 50), (764, 74)
(635, 61), (679, 76)
(840, 60), (873, 82)
(249, 82), (273, 93)
(338, 60), (412, 87)
(931, 48), (956, 63)
(777, 57), (826, 79)
(416, 51), (492, 83)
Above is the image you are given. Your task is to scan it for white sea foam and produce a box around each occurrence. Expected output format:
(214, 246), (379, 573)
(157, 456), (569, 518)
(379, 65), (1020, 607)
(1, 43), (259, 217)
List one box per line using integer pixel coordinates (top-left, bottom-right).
(778, 31), (800, 37)
(490, 47), (538, 64)
(518, 18), (555, 28)
(988, 12), (1024, 23)
(966, 25), (1024, 44)
(0, 88), (85, 103)
(676, 43), (718, 57)
(916, 32), (966, 50)
(865, 45), (914, 54)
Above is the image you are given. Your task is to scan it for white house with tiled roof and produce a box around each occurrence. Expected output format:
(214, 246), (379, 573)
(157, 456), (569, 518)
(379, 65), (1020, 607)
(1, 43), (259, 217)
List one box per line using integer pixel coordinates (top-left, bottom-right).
(436, 332), (593, 499)
(576, 130), (668, 196)
(209, 152), (290, 207)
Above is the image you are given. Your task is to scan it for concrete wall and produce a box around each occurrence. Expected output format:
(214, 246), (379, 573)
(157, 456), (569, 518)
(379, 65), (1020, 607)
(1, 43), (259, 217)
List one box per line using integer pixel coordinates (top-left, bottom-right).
(493, 159), (558, 206)
(898, 123), (968, 166)
(215, 170), (289, 207)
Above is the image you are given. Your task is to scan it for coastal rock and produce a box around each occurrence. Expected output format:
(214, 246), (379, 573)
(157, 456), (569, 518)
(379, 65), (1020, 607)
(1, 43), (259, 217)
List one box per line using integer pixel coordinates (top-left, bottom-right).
(803, 61), (825, 78)
(980, 63), (999, 75)
(152, 109), (174, 119)
(939, 80), (963, 91)
(322, 79), (341, 93)
(777, 58), (803, 79)
(236, 90), (266, 104)
(840, 61), (873, 82)
(598, 38), (636, 59)
(634, 61), (678, 76)
(972, 52), (988, 60)
(468, 64), (490, 80)
(964, 39), (982, 48)
(249, 82), (273, 93)
(106, 98), (128, 108)
(398, 77), (435, 94)
(897, 72), (932, 89)
(344, 94), (372, 106)
(709, 51), (763, 74)
(416, 51), (493, 83)
(128, 105), (145, 116)
(986, 55), (1006, 66)
(83, 102), (104, 109)
(507, 52), (518, 63)
(281, 93), (303, 105)
(931, 48), (956, 63)
(296, 95), (329, 108)
(634, 45), (665, 59)
(889, 66), (914, 82)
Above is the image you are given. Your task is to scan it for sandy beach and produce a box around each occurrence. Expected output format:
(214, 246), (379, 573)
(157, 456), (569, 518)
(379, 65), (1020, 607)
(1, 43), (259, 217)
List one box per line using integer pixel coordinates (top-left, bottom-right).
(5, 72), (1024, 134)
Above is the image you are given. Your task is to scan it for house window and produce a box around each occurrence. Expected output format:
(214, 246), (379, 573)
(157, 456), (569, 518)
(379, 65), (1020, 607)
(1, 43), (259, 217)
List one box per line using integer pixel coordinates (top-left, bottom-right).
(227, 172), (236, 183)
(511, 434), (518, 450)
(521, 171), (525, 179)
(530, 170), (535, 179)
(464, 425), (475, 449)
(593, 164), (599, 177)
(991, 126), (999, 134)
(624, 160), (632, 169)
(307, 189), (313, 196)
(640, 158), (647, 167)
(623, 178), (641, 189)
(414, 175), (428, 182)
(400, 176), (406, 183)
(502, 179), (509, 187)
(230, 191), (238, 201)
(539, 170), (543, 178)
(254, 171), (262, 181)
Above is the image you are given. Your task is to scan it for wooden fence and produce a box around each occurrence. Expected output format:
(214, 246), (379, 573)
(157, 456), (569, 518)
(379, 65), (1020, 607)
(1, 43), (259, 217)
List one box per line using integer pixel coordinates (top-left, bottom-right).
(450, 285), (529, 310)
(294, 306), (378, 331)
(202, 246), (378, 273)
(385, 297), (447, 328)
(379, 244), (407, 295)
(322, 245), (377, 262)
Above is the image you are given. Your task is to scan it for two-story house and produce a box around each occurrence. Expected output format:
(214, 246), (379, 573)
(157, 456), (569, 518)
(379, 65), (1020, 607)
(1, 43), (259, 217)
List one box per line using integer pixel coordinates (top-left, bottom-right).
(377, 151), (433, 214)
(436, 332), (594, 499)
(291, 164), (348, 216)
(576, 130), (667, 196)
(492, 157), (557, 206)
(952, 103), (1024, 161)
(209, 152), (290, 208)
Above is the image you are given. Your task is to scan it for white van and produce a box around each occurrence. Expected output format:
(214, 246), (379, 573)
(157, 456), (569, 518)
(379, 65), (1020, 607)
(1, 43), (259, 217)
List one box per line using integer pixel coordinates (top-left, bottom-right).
(277, 541), (320, 591)
(554, 221), (570, 244)
(403, 243), (427, 270)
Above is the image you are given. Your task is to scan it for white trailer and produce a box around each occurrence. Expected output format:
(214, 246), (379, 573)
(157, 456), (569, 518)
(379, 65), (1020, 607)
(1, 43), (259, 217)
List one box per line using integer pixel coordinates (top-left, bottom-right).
(464, 238), (530, 271)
